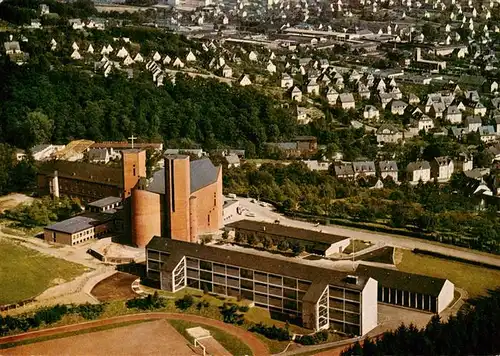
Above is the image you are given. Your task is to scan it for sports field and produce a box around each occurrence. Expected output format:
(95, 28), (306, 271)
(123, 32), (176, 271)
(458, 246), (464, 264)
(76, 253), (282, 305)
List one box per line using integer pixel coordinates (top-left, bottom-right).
(0, 239), (86, 305)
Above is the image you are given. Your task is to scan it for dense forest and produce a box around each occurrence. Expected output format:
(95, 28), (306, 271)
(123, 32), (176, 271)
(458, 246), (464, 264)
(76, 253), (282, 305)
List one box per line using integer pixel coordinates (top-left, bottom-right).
(0, 62), (296, 155)
(343, 288), (500, 356)
(224, 162), (500, 252)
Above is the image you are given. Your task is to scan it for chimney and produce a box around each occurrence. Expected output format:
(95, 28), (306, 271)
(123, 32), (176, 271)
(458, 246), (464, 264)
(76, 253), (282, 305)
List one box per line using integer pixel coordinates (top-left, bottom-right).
(346, 275), (359, 285)
(52, 170), (60, 198)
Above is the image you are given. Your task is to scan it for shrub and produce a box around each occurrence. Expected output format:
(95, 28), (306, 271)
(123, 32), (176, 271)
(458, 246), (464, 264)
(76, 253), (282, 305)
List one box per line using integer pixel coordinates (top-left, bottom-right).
(73, 303), (106, 320)
(295, 330), (329, 345)
(175, 294), (194, 311)
(127, 292), (167, 310)
(249, 322), (291, 341)
(220, 303), (244, 325)
(238, 305), (249, 312)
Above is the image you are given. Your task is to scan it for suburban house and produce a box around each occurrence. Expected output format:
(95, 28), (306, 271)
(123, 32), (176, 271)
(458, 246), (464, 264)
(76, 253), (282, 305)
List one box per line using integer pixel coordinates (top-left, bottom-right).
(225, 154), (241, 168)
(87, 148), (111, 164)
(444, 106), (462, 124)
(376, 124), (403, 144)
(431, 156), (454, 182)
(296, 107), (310, 125)
(407, 161), (431, 184)
(390, 100), (407, 115)
(352, 161), (376, 178)
(339, 93), (355, 110)
(473, 102), (487, 117)
(239, 75), (252, 86)
(363, 105), (380, 120)
(455, 152), (473, 172)
(326, 87), (339, 104)
(281, 73), (294, 88)
(221, 65), (232, 78)
(466, 116), (482, 132)
(303, 160), (330, 171)
(378, 161), (398, 182)
(306, 78), (320, 95)
(291, 86), (302, 102)
(334, 163), (355, 179)
(479, 126), (497, 143)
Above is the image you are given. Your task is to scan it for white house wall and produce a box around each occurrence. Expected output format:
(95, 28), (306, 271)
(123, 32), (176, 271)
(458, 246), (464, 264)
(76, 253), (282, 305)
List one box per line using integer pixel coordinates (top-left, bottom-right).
(361, 278), (378, 335)
(438, 280), (454, 313)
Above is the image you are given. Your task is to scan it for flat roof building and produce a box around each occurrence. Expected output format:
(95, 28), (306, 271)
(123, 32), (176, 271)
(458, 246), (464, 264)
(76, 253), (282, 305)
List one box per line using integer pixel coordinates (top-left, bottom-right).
(226, 220), (351, 256)
(147, 237), (378, 336)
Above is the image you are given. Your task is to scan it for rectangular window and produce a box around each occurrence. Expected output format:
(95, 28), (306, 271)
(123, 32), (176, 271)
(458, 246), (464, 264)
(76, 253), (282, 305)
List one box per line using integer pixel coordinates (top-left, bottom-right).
(269, 296), (282, 308)
(241, 289), (253, 301)
(241, 279), (253, 290)
(298, 280), (312, 291)
(200, 260), (212, 271)
(170, 160), (175, 212)
(187, 268), (199, 278)
(148, 261), (160, 271)
(186, 257), (198, 268)
(200, 271), (212, 282)
(269, 286), (282, 297)
(227, 276), (239, 287)
(284, 299), (298, 311)
(187, 278), (200, 289)
(213, 263), (225, 274)
(208, 214), (210, 225)
(254, 272), (267, 283)
(200, 281), (213, 293)
(345, 301), (360, 313)
(214, 284), (226, 295)
(213, 274), (225, 285)
(269, 274), (282, 286)
(255, 293), (268, 304)
(226, 266), (239, 276)
(283, 288), (297, 300)
(255, 282), (267, 294)
(283, 277), (297, 289)
(240, 268), (253, 280)
(227, 287), (240, 297)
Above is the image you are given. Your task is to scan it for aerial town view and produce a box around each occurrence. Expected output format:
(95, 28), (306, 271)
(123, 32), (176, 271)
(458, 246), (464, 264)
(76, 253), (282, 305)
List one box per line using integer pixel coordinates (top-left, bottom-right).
(0, 0), (500, 354)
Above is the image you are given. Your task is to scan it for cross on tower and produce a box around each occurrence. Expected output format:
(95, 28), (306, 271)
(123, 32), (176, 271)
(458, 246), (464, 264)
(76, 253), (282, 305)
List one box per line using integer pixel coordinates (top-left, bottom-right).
(128, 135), (137, 149)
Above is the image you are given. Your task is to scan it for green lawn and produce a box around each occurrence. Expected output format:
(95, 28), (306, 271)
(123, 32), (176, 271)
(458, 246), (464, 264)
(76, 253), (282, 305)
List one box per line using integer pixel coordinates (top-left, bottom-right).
(0, 239), (87, 305)
(396, 248), (500, 299)
(168, 319), (253, 356)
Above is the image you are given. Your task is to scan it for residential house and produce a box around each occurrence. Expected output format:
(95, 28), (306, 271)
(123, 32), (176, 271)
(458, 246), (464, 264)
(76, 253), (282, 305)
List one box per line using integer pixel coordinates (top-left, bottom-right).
(31, 144), (64, 161)
(407, 161), (431, 184)
(291, 86), (302, 102)
(479, 125), (497, 142)
(334, 163), (355, 179)
(430, 102), (446, 119)
(411, 115), (435, 134)
(408, 93), (420, 105)
(491, 81), (498, 94)
(239, 75), (252, 86)
(339, 93), (355, 110)
(391, 87), (403, 100)
(266, 61), (276, 74)
(379, 93), (393, 109)
(68, 18), (84, 30)
(306, 78), (320, 96)
(378, 161), (398, 182)
(71, 49), (82, 60)
(390, 100), (408, 115)
(303, 160), (330, 171)
(455, 152), (473, 172)
(221, 65), (232, 78)
(281, 73), (294, 88)
(363, 105), (380, 120)
(326, 87), (339, 104)
(353, 161), (376, 178)
(4, 41), (21, 54)
(444, 106), (462, 124)
(172, 57), (184, 68)
(358, 83), (371, 100)
(296, 107), (310, 125)
(186, 51), (196, 62)
(376, 124), (403, 144)
(466, 116), (482, 132)
(465, 90), (480, 103)
(450, 126), (470, 141)
(225, 154), (240, 168)
(248, 51), (258, 61)
(431, 156), (454, 182)
(473, 102), (487, 116)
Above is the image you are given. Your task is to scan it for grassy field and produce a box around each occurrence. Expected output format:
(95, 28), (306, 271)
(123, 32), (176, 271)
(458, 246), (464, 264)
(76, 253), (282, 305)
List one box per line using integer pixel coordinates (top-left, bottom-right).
(396, 248), (500, 299)
(0, 239), (87, 305)
(168, 319), (253, 356)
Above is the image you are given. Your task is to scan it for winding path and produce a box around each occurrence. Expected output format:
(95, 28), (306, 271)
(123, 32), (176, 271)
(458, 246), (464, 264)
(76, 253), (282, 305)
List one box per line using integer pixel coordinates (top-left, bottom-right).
(0, 313), (269, 355)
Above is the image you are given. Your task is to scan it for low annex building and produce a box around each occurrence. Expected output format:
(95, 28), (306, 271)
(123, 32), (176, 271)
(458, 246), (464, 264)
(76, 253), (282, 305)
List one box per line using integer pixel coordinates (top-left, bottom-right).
(146, 237), (378, 336)
(225, 220), (351, 256)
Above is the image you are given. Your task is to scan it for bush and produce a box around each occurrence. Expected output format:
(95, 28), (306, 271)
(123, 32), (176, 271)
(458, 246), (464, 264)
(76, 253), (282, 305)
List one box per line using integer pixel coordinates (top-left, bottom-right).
(238, 305), (249, 312)
(127, 292), (167, 310)
(175, 294), (194, 311)
(295, 330), (329, 345)
(249, 322), (291, 341)
(72, 303), (106, 320)
(220, 303), (244, 325)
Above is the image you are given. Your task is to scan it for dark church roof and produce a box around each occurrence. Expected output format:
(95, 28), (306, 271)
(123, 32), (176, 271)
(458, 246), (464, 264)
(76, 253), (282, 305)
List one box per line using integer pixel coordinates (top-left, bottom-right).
(147, 158), (219, 195)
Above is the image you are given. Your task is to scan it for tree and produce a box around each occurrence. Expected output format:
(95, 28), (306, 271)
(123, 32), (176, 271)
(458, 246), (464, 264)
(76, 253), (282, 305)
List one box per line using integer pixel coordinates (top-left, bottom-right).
(23, 111), (54, 148)
(175, 294), (194, 310)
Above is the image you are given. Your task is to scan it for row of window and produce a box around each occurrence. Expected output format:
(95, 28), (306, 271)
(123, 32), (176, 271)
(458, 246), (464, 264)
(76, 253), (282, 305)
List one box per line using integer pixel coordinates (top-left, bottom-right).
(329, 308), (361, 325)
(72, 229), (93, 238)
(329, 286), (361, 302)
(186, 257), (312, 291)
(72, 235), (93, 245)
(187, 278), (302, 313)
(379, 287), (438, 313)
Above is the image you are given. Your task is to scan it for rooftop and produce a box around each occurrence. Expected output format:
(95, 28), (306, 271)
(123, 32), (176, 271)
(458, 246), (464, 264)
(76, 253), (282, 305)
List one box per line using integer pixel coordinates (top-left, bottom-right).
(226, 220), (349, 245)
(87, 196), (121, 208)
(38, 161), (123, 187)
(45, 213), (113, 234)
(147, 237), (368, 291)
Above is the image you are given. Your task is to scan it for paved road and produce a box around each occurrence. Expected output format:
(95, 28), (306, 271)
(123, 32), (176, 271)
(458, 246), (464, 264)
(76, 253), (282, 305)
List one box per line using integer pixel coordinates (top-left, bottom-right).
(231, 198), (500, 268)
(0, 313), (269, 356)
